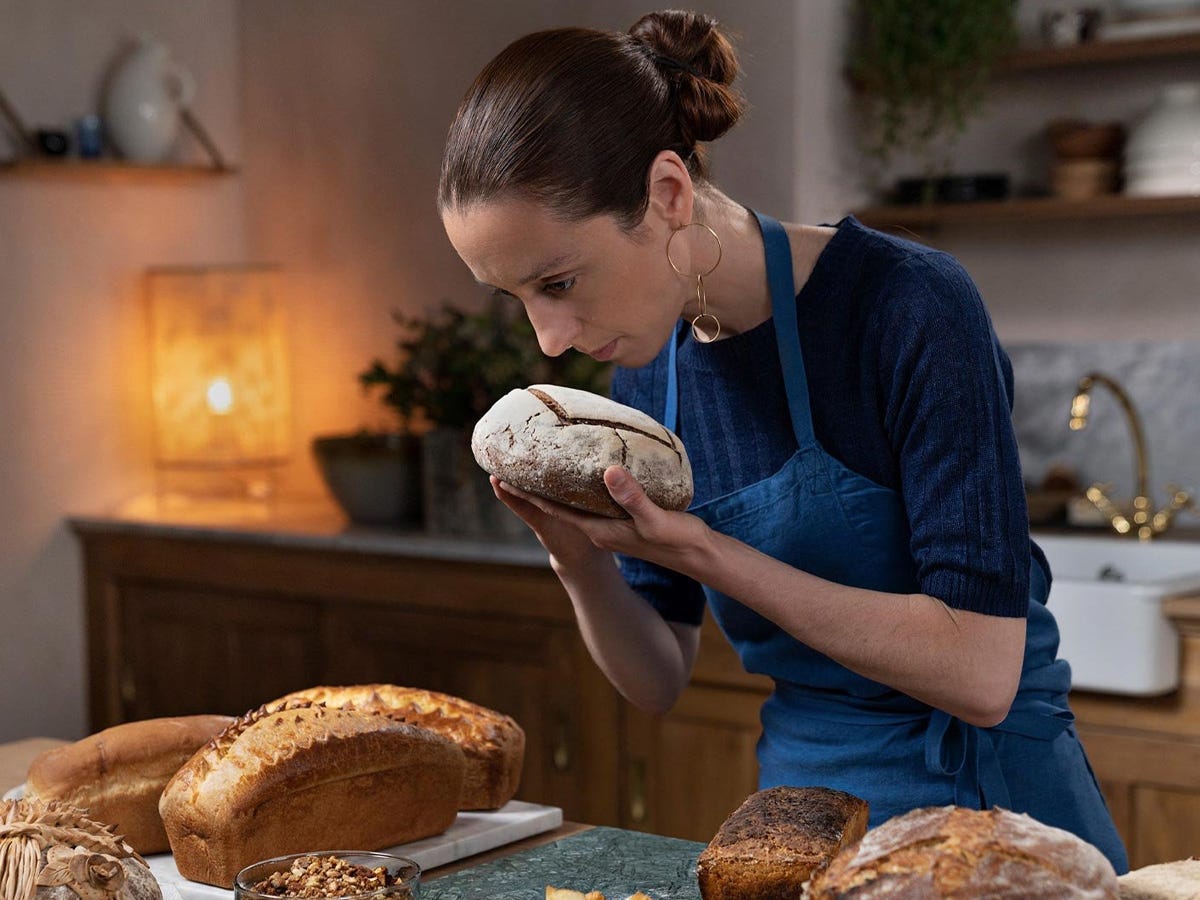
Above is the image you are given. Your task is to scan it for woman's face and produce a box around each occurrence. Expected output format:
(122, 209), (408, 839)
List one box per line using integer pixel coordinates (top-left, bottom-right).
(442, 195), (685, 368)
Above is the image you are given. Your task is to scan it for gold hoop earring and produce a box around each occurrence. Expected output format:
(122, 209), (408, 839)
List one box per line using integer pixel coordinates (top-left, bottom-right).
(666, 222), (723, 343)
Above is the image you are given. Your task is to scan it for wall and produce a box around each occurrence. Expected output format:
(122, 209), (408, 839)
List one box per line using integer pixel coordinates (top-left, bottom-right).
(0, 0), (244, 742)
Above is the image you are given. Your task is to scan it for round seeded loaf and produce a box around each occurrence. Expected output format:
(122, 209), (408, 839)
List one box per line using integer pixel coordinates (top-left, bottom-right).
(471, 384), (693, 518)
(809, 805), (1120, 899)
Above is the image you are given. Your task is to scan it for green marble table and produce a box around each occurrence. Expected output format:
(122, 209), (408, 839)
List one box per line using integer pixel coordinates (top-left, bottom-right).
(424, 826), (704, 900)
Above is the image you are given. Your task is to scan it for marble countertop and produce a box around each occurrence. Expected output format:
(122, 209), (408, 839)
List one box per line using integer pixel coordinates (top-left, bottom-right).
(425, 826), (704, 900)
(68, 494), (552, 568)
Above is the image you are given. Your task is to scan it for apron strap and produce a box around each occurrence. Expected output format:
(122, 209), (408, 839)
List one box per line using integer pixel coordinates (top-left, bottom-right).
(754, 211), (816, 447)
(665, 321), (681, 433)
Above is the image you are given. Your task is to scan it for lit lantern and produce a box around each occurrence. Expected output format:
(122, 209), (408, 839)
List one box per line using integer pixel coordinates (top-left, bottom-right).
(146, 265), (292, 486)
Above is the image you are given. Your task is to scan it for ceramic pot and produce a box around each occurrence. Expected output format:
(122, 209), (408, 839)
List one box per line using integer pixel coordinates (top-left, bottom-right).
(312, 432), (423, 527)
(421, 427), (535, 541)
(104, 36), (195, 163)
(1125, 83), (1200, 196)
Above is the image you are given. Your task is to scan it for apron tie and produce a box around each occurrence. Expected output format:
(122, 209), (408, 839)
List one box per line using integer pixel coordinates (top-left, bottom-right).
(924, 698), (1074, 810)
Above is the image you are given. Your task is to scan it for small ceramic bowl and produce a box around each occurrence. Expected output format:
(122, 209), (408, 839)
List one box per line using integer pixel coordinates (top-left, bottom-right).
(234, 851), (421, 900)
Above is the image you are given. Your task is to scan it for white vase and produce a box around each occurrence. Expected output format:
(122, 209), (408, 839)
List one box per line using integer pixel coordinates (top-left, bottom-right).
(104, 37), (196, 163)
(1125, 83), (1200, 197)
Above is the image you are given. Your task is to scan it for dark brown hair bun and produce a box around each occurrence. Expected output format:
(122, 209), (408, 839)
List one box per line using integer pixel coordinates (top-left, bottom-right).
(629, 10), (745, 148)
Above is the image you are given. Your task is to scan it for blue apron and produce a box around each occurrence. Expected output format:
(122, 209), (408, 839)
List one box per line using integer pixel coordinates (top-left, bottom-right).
(662, 211), (1129, 873)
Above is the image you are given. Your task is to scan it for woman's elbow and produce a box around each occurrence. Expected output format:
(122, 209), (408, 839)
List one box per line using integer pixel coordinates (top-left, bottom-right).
(959, 675), (1020, 728)
(622, 675), (687, 717)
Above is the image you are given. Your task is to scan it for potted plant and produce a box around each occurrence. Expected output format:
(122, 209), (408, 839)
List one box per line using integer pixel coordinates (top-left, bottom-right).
(353, 298), (610, 537)
(847, 0), (1018, 205)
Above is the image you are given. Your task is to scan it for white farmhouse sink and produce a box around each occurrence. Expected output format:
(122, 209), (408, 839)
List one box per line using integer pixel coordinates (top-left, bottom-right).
(1038, 534), (1200, 696)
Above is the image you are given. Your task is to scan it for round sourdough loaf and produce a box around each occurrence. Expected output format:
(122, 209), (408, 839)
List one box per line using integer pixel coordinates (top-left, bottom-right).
(809, 805), (1120, 899)
(471, 384), (693, 518)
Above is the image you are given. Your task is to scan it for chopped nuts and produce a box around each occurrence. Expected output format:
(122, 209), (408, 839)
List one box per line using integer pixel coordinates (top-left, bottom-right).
(250, 855), (411, 898)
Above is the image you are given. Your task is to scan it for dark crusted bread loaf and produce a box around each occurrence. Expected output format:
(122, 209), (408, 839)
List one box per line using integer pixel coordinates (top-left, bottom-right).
(696, 786), (870, 900)
(471, 384), (692, 518)
(270, 684), (525, 810)
(25, 714), (233, 854)
(810, 805), (1120, 899)
(159, 700), (465, 887)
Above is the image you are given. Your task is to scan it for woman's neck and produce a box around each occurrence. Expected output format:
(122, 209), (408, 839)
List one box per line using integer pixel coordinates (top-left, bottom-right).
(687, 191), (836, 339)
(685, 192), (773, 338)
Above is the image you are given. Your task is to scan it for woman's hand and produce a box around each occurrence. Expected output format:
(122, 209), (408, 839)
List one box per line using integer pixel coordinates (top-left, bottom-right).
(492, 466), (712, 576)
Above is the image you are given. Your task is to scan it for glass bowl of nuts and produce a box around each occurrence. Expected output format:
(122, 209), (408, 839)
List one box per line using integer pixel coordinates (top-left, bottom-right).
(233, 851), (420, 899)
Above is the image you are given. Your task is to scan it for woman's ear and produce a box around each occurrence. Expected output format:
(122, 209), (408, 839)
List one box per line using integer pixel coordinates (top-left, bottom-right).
(644, 150), (694, 230)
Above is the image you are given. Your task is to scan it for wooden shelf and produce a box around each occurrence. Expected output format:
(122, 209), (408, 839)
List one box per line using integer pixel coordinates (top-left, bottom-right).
(0, 158), (236, 178)
(854, 193), (1200, 230)
(1000, 31), (1200, 71)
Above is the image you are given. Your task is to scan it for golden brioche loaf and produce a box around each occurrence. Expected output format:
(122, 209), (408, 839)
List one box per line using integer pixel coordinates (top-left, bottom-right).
(696, 786), (870, 900)
(24, 714), (233, 854)
(271, 684), (525, 810)
(810, 805), (1120, 898)
(158, 700), (465, 887)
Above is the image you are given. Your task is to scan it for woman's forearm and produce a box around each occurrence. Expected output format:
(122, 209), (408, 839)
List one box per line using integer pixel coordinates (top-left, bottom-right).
(552, 554), (699, 715)
(684, 529), (1026, 726)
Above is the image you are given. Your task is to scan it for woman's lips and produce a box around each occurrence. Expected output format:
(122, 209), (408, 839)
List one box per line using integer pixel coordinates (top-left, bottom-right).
(588, 338), (618, 362)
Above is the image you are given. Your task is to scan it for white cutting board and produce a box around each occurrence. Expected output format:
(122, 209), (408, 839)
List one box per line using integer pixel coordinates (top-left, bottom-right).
(4, 785), (561, 900)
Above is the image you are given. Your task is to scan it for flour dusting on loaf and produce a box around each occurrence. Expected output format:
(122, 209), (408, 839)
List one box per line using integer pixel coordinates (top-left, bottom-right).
(472, 384), (693, 517)
(810, 805), (1120, 899)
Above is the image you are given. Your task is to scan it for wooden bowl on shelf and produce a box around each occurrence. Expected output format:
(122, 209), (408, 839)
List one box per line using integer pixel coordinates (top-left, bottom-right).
(1046, 120), (1126, 160)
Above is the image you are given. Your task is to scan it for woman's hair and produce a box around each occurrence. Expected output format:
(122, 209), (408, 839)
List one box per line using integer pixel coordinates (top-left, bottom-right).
(437, 10), (746, 230)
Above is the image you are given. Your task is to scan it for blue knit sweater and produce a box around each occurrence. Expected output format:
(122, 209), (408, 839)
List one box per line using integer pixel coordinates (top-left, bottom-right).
(611, 216), (1047, 626)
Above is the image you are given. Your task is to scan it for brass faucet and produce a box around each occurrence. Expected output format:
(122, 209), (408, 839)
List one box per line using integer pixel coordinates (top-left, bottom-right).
(1068, 371), (1193, 540)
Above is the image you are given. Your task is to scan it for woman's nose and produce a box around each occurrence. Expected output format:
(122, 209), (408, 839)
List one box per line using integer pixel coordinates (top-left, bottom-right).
(524, 302), (579, 357)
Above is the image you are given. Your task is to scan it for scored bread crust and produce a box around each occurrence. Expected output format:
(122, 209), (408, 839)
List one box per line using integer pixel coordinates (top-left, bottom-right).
(159, 700), (466, 888)
(809, 805), (1120, 899)
(271, 684), (525, 810)
(25, 714), (234, 854)
(471, 384), (693, 518)
(697, 786), (870, 900)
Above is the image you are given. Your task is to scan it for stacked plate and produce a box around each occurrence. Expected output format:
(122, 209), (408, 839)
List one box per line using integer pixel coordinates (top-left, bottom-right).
(1125, 82), (1200, 196)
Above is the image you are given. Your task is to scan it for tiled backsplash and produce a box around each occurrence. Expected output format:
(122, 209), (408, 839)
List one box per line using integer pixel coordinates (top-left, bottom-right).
(1007, 341), (1199, 526)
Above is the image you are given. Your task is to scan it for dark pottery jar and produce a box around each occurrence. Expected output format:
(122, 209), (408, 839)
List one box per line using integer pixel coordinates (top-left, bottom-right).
(312, 432), (423, 527)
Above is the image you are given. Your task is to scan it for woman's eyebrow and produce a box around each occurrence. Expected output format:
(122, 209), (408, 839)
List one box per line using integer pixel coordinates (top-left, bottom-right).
(519, 254), (577, 284)
(472, 254), (578, 292)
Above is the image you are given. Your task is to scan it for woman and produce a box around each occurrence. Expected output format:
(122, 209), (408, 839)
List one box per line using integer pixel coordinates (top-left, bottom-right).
(437, 9), (1128, 872)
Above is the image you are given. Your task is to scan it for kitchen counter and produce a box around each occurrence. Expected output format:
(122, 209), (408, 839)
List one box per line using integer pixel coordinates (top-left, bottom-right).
(69, 495), (552, 568)
(0, 739), (703, 898)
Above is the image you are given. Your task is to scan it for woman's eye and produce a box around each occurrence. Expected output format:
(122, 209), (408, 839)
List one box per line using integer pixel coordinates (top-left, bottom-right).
(490, 287), (515, 299)
(541, 277), (576, 296)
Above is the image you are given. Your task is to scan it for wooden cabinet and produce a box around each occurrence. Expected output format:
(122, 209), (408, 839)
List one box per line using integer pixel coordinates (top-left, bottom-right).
(73, 515), (1200, 861)
(78, 521), (620, 827)
(118, 585), (321, 720)
(1071, 596), (1200, 867)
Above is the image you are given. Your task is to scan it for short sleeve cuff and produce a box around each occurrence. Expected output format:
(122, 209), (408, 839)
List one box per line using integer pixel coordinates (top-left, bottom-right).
(922, 565), (1028, 618)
